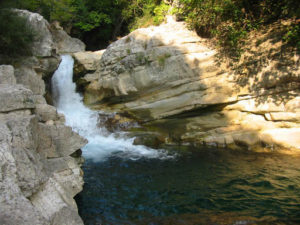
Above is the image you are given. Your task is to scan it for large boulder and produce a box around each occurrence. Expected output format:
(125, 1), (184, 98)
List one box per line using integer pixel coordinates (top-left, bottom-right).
(51, 22), (85, 54)
(0, 65), (16, 85)
(0, 84), (35, 113)
(0, 122), (48, 225)
(38, 123), (87, 158)
(16, 9), (54, 57)
(14, 66), (46, 95)
(96, 21), (234, 119)
(73, 50), (105, 74)
(90, 19), (300, 152)
(16, 10), (85, 56)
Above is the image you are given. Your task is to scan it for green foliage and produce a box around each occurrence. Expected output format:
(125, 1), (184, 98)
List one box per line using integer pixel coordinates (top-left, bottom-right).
(2, 0), (298, 53)
(153, 2), (170, 25)
(177, 0), (300, 57)
(0, 9), (36, 56)
(283, 23), (300, 50)
(157, 53), (171, 67)
(0, 0), (171, 49)
(0, 0), (76, 27)
(215, 24), (247, 58)
(128, 0), (169, 31)
(74, 11), (112, 31)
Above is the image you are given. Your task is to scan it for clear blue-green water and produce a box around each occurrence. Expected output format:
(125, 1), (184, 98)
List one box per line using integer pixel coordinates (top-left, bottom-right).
(75, 149), (300, 225)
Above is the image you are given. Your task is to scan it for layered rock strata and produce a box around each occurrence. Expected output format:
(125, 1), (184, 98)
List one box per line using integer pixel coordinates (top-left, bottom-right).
(0, 65), (87, 225)
(72, 50), (106, 104)
(79, 19), (299, 152)
(0, 10), (86, 225)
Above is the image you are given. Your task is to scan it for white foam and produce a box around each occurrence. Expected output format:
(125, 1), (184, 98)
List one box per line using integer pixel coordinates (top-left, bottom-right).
(52, 55), (173, 162)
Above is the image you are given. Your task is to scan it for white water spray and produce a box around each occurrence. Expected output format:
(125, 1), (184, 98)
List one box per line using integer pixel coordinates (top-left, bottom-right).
(52, 55), (171, 162)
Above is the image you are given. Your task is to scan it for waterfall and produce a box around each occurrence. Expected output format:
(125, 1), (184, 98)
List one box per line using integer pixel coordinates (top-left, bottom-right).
(51, 55), (171, 161)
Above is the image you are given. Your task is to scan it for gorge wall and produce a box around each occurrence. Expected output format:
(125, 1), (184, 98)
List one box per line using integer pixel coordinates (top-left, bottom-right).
(0, 10), (86, 225)
(76, 17), (300, 152)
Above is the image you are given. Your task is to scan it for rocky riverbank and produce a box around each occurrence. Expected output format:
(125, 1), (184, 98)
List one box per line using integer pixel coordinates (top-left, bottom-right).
(75, 17), (300, 152)
(0, 10), (86, 225)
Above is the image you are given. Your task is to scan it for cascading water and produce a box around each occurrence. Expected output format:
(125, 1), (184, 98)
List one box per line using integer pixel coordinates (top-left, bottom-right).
(51, 55), (171, 162)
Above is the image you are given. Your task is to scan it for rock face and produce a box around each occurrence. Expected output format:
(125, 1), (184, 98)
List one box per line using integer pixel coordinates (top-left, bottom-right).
(87, 19), (299, 152)
(16, 9), (54, 57)
(0, 10), (87, 225)
(0, 66), (87, 225)
(7, 10), (86, 104)
(72, 50), (106, 104)
(51, 22), (86, 54)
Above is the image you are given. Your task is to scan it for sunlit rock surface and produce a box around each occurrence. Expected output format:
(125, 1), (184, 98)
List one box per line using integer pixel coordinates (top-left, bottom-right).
(72, 50), (106, 104)
(85, 19), (299, 152)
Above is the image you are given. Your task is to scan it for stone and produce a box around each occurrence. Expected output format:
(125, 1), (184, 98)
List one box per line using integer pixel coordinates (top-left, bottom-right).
(92, 20), (241, 120)
(0, 104), (85, 225)
(73, 50), (104, 73)
(0, 119), (84, 224)
(38, 123), (87, 158)
(0, 84), (35, 113)
(265, 112), (300, 122)
(15, 9), (54, 57)
(0, 122), (47, 224)
(83, 81), (106, 105)
(5, 116), (47, 197)
(0, 9), (86, 225)
(32, 95), (47, 105)
(30, 157), (84, 225)
(0, 110), (32, 121)
(14, 67), (45, 95)
(38, 57), (61, 78)
(285, 97), (300, 112)
(260, 128), (300, 150)
(35, 104), (58, 122)
(0, 65), (16, 85)
(85, 17), (300, 152)
(51, 23), (85, 54)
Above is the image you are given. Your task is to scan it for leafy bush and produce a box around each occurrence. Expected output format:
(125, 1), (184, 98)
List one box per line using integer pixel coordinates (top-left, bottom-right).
(177, 0), (300, 57)
(0, 9), (36, 56)
(216, 24), (247, 58)
(153, 2), (170, 25)
(129, 1), (170, 31)
(283, 23), (300, 50)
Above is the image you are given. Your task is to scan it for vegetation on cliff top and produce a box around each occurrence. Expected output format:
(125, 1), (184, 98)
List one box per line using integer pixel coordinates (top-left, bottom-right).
(0, 0), (169, 50)
(0, 9), (36, 56)
(177, 0), (300, 57)
(0, 0), (299, 53)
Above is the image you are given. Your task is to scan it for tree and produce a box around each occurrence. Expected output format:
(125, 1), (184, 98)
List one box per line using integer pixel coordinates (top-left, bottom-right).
(0, 9), (36, 56)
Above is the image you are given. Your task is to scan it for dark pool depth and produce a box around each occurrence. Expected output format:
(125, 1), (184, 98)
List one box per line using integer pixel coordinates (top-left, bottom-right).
(75, 148), (300, 225)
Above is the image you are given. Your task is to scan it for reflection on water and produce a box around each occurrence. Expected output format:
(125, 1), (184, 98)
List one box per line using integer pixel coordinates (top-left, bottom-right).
(76, 149), (300, 225)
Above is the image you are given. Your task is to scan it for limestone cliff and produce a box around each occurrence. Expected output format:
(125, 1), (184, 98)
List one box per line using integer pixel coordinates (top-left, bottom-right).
(77, 18), (299, 152)
(0, 10), (86, 225)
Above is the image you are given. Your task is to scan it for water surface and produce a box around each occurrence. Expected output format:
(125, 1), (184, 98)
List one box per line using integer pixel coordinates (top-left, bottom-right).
(76, 149), (300, 225)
